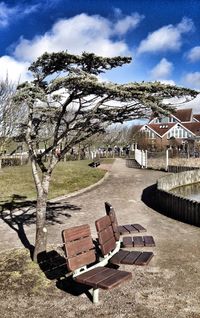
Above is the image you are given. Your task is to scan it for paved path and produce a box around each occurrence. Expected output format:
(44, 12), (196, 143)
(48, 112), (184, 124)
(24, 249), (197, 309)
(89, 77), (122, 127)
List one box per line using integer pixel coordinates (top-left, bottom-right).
(1, 158), (200, 316)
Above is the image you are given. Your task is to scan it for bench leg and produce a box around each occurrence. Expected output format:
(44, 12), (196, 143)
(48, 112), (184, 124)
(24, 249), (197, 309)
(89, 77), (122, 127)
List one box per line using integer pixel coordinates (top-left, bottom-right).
(91, 288), (99, 304)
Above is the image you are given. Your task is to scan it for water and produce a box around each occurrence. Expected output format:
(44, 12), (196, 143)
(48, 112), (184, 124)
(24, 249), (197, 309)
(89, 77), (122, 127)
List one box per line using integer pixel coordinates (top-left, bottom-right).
(170, 183), (200, 202)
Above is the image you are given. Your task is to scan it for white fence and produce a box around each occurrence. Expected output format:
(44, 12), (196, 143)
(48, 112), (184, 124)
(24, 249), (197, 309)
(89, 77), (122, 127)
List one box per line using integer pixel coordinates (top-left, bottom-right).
(134, 148), (147, 168)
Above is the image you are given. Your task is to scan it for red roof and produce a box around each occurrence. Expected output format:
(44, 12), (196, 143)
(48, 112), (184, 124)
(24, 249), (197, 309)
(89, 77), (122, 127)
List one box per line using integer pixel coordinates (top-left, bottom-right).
(182, 122), (200, 136)
(173, 108), (192, 122)
(193, 114), (200, 122)
(148, 123), (176, 137)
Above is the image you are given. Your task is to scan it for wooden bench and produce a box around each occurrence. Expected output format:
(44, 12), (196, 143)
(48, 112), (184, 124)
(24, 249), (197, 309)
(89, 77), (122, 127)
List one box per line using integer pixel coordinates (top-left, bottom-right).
(95, 215), (154, 266)
(104, 202), (155, 248)
(88, 161), (100, 168)
(62, 224), (132, 304)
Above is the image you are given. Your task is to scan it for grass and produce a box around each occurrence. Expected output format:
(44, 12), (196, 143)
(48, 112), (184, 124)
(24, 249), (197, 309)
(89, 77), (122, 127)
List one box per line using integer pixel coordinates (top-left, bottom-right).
(0, 249), (53, 296)
(0, 159), (109, 202)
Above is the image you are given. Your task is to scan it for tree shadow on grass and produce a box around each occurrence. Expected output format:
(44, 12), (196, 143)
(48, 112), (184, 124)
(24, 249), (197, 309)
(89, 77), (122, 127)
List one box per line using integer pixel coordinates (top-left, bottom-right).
(0, 194), (89, 301)
(0, 194), (81, 258)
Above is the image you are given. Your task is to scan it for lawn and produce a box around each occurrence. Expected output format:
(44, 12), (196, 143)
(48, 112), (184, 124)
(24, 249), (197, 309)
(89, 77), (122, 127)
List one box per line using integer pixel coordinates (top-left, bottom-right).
(0, 159), (108, 202)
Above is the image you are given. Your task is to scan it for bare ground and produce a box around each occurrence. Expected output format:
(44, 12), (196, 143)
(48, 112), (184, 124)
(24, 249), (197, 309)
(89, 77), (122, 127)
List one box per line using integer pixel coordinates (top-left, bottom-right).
(0, 158), (200, 318)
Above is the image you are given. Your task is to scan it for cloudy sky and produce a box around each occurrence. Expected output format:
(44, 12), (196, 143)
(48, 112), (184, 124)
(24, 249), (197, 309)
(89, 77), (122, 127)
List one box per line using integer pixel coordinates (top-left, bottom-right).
(0, 0), (200, 110)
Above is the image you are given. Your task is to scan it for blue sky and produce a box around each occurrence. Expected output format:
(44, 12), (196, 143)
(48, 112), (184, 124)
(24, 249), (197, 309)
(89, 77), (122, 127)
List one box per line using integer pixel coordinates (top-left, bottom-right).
(0, 0), (200, 110)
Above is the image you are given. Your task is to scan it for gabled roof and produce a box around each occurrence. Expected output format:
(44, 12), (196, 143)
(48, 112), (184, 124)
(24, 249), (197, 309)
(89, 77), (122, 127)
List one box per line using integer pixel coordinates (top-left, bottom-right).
(148, 108), (193, 124)
(144, 121), (200, 138)
(172, 108), (193, 122)
(182, 122), (200, 136)
(193, 114), (200, 122)
(147, 123), (176, 137)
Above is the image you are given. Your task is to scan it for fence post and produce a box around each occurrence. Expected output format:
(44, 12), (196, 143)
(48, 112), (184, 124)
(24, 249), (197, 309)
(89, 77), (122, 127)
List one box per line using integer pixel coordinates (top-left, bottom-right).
(166, 149), (169, 172)
(145, 150), (148, 169)
(141, 150), (143, 168)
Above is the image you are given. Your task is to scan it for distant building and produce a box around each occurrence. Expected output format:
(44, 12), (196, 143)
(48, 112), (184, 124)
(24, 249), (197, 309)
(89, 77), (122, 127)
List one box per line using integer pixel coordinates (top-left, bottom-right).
(136, 108), (200, 150)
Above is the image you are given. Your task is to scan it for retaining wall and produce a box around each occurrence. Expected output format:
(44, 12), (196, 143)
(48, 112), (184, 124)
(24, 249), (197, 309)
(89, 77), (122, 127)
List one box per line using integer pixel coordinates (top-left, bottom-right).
(156, 169), (200, 227)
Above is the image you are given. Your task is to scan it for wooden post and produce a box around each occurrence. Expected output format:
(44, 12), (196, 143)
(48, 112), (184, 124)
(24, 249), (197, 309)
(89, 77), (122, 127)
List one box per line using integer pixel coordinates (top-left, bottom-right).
(166, 149), (169, 172)
(145, 150), (148, 169)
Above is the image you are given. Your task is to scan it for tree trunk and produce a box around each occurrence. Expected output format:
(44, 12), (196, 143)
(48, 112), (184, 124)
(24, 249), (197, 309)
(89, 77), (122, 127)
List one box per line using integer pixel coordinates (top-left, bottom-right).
(33, 193), (48, 262)
(32, 169), (52, 262)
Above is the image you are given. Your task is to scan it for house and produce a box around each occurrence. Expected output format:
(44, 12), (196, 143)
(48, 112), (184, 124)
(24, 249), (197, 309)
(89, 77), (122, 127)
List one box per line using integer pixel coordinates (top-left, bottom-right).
(137, 108), (200, 151)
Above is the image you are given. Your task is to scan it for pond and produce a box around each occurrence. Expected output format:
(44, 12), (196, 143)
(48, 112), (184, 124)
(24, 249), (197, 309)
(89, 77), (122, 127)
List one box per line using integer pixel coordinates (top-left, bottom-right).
(170, 182), (200, 202)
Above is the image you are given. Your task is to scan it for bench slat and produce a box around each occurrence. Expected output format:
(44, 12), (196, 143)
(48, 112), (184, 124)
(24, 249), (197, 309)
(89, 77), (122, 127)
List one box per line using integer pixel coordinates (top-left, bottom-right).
(67, 250), (96, 271)
(75, 267), (108, 285)
(75, 267), (106, 283)
(109, 212), (118, 225)
(134, 252), (154, 265)
(101, 237), (116, 255)
(111, 222), (120, 241)
(62, 224), (91, 242)
(66, 236), (94, 257)
(109, 249), (130, 265)
(98, 270), (132, 290)
(132, 224), (147, 232)
(118, 226), (129, 234)
(95, 215), (111, 232)
(122, 237), (133, 247)
(83, 268), (117, 288)
(132, 236), (144, 247)
(123, 225), (138, 233)
(143, 236), (156, 247)
(98, 225), (114, 245)
(120, 251), (142, 265)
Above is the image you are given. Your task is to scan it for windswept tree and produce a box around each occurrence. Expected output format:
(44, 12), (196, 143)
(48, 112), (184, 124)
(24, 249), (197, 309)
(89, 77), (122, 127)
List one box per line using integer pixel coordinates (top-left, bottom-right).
(13, 51), (197, 261)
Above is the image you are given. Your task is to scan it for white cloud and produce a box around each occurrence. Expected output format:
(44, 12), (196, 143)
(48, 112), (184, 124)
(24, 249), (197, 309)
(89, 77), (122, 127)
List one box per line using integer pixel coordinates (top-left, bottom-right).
(0, 2), (17, 27)
(2, 12), (143, 82)
(150, 58), (173, 79)
(168, 94), (200, 113)
(13, 13), (143, 62)
(183, 72), (200, 89)
(114, 13), (144, 35)
(0, 56), (31, 82)
(138, 17), (194, 54)
(182, 94), (200, 113)
(187, 46), (200, 62)
(0, 1), (39, 28)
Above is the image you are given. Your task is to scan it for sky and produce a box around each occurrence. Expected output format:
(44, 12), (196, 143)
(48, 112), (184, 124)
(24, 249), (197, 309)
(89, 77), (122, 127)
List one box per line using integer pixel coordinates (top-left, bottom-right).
(0, 0), (200, 111)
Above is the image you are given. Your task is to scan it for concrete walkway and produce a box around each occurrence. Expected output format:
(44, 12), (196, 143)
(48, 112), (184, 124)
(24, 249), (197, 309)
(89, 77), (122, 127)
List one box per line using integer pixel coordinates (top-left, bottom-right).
(1, 158), (200, 317)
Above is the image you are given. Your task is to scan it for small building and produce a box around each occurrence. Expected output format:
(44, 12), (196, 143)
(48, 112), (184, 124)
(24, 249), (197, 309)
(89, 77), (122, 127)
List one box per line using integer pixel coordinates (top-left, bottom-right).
(137, 108), (200, 151)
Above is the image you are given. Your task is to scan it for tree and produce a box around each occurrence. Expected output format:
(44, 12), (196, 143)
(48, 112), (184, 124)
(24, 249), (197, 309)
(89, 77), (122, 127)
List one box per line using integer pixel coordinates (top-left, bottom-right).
(0, 77), (19, 167)
(13, 51), (197, 261)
